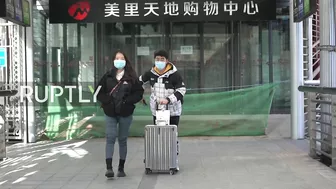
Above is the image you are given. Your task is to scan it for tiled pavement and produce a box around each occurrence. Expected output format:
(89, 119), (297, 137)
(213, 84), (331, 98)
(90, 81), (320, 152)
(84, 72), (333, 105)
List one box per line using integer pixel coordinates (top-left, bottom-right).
(1, 114), (336, 189)
(1, 136), (336, 189)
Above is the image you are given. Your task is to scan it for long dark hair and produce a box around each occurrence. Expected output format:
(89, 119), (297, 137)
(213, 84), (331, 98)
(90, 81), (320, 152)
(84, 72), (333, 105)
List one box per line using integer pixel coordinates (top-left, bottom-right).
(112, 50), (137, 83)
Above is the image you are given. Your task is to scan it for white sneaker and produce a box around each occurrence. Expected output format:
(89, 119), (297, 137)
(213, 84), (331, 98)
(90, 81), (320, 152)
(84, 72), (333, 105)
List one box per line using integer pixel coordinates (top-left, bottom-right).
(176, 159), (179, 171)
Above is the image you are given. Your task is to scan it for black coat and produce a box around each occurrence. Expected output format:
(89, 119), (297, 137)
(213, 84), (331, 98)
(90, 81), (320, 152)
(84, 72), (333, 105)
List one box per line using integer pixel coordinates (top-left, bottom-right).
(95, 69), (144, 117)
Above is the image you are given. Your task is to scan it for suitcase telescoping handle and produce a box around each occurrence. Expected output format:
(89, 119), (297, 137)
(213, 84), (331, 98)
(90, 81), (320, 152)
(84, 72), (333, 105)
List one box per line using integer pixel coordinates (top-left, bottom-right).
(156, 101), (169, 110)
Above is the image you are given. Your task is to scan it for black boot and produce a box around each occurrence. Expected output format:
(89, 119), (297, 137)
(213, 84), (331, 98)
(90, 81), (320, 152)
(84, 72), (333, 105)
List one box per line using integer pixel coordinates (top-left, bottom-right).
(117, 159), (126, 177)
(105, 158), (114, 178)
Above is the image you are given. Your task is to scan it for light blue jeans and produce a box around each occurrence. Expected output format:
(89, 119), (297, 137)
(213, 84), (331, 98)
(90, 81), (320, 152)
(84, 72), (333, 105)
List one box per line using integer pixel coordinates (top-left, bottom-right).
(105, 115), (133, 160)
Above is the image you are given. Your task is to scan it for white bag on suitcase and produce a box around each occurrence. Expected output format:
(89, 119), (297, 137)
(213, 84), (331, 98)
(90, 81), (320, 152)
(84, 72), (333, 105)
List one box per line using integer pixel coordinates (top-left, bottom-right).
(155, 104), (170, 126)
(144, 104), (179, 175)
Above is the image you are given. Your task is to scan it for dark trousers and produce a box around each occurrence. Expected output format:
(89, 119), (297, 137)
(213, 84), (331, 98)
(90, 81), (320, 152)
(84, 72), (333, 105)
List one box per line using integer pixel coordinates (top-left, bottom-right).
(152, 116), (180, 126)
(105, 115), (132, 160)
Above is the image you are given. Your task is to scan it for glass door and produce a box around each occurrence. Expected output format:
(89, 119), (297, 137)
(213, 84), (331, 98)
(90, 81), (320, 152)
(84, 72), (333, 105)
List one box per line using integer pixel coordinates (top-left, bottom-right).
(165, 22), (233, 92)
(100, 22), (164, 78)
(239, 21), (269, 86)
(103, 23), (134, 72)
(99, 22), (234, 93)
(203, 22), (232, 90)
(167, 22), (201, 92)
(134, 23), (164, 76)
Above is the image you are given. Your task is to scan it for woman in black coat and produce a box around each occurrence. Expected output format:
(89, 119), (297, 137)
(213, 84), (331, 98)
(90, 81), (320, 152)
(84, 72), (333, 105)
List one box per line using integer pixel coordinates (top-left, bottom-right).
(95, 50), (144, 178)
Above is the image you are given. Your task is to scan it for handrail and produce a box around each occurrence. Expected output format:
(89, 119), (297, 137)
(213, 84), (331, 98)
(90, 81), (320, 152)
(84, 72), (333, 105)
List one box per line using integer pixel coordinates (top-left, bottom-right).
(298, 85), (336, 94)
(302, 84), (336, 170)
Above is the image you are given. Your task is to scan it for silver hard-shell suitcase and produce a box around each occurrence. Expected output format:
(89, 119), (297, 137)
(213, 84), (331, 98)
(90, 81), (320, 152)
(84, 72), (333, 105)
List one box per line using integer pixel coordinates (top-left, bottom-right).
(144, 124), (178, 175)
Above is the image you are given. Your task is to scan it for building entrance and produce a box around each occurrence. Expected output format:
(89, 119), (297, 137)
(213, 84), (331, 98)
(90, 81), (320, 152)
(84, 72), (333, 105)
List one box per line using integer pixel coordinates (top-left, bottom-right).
(39, 20), (290, 117)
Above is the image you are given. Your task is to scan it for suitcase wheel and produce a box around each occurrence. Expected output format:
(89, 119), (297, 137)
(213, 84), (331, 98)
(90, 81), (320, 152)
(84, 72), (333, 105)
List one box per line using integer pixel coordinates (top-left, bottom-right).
(145, 168), (152, 174)
(169, 169), (177, 175)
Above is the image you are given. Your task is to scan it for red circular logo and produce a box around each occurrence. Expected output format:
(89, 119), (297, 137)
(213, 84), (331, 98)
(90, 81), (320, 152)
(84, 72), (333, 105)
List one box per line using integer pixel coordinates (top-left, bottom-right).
(68, 1), (91, 21)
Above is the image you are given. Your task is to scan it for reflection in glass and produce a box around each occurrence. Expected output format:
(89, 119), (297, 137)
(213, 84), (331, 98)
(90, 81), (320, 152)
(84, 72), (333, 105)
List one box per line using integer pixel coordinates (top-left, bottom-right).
(240, 22), (266, 86)
(135, 23), (163, 76)
(171, 23), (200, 91)
(104, 23), (133, 73)
(46, 23), (63, 84)
(270, 19), (290, 113)
(203, 22), (232, 89)
(78, 24), (94, 92)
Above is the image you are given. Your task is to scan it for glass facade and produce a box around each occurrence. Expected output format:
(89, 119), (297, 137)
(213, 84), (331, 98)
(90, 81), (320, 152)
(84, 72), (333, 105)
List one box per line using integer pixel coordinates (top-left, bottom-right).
(33, 21), (290, 106)
(32, 3), (291, 138)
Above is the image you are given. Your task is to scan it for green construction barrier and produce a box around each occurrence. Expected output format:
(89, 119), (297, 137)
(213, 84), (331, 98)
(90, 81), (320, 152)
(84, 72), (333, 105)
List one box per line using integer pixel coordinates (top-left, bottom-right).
(36, 83), (278, 141)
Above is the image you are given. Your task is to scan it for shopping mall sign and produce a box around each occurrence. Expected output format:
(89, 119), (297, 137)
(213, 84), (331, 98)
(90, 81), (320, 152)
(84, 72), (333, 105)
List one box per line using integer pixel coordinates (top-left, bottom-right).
(0, 0), (31, 26)
(49, 0), (276, 23)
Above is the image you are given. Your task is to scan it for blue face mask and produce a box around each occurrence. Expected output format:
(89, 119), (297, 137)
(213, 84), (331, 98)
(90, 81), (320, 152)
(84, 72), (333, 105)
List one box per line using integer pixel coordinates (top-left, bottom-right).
(155, 61), (166, 70)
(114, 60), (126, 69)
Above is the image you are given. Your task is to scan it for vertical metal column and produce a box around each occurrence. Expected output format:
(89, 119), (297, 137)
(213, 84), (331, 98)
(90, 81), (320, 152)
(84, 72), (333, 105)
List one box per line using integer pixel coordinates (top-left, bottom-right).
(19, 25), (26, 141)
(289, 0), (297, 139)
(319, 0), (336, 153)
(331, 0), (336, 89)
(199, 22), (205, 89)
(331, 1), (336, 166)
(258, 22), (263, 84)
(268, 21), (273, 83)
(290, 0), (305, 139)
(26, 0), (35, 143)
(297, 23), (305, 139)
